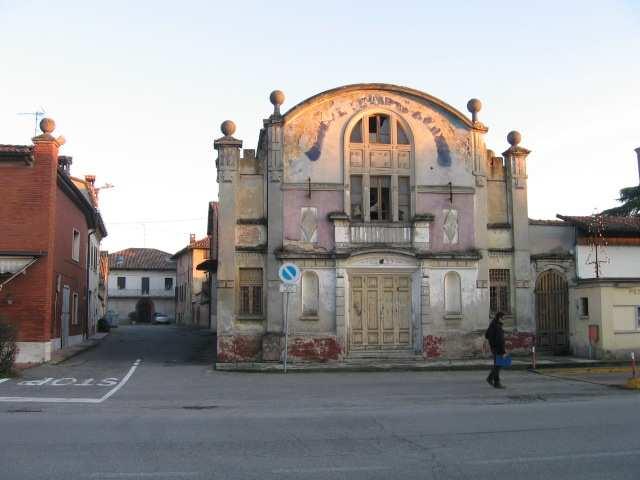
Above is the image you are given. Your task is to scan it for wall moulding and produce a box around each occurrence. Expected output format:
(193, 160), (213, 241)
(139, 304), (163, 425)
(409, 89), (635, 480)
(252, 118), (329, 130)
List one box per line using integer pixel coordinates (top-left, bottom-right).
(416, 185), (475, 194)
(281, 182), (344, 191)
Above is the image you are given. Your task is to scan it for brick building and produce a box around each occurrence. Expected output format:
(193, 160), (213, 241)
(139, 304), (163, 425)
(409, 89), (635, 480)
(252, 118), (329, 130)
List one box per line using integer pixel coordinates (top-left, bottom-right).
(0, 118), (107, 363)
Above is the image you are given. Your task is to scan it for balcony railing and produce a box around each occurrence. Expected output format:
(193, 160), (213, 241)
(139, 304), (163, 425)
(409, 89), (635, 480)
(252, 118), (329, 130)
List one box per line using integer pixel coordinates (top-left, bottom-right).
(349, 222), (412, 244)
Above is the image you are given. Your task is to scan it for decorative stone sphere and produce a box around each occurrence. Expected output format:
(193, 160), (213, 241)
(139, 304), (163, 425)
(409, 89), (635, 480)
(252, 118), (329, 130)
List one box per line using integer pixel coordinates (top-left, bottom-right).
(507, 130), (522, 146)
(270, 90), (285, 107)
(466, 98), (482, 114)
(40, 117), (55, 134)
(221, 120), (236, 137)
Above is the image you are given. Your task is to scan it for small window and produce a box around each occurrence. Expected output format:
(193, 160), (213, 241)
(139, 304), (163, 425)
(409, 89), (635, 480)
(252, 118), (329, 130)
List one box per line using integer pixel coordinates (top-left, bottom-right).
(398, 176), (410, 221)
(370, 176), (391, 221)
(444, 271), (462, 315)
(351, 175), (363, 221)
(636, 306), (640, 329)
(117, 277), (126, 290)
(397, 122), (410, 144)
(165, 277), (173, 291)
(239, 268), (263, 316)
(349, 119), (363, 143)
(71, 293), (79, 325)
(141, 277), (150, 295)
(72, 229), (80, 262)
(368, 114), (391, 144)
(490, 269), (511, 315)
(580, 297), (589, 317)
(302, 271), (319, 317)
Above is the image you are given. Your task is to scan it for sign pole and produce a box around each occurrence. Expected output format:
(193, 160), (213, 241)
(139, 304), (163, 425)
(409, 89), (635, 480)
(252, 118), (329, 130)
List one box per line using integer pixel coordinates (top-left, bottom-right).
(283, 291), (289, 373)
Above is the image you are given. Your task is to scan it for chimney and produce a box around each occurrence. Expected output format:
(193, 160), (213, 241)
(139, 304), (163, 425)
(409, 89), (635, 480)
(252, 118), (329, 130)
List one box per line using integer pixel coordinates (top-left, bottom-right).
(635, 147), (640, 185)
(57, 155), (73, 175)
(189, 233), (196, 244)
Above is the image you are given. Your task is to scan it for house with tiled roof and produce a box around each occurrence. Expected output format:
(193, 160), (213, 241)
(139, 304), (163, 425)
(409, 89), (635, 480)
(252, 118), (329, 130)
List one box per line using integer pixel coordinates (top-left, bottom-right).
(107, 248), (176, 324)
(0, 119), (107, 363)
(171, 234), (211, 327)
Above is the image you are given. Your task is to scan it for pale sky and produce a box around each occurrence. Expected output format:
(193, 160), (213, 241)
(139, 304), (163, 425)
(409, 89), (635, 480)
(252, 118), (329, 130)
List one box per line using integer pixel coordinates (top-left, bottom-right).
(1, 0), (639, 255)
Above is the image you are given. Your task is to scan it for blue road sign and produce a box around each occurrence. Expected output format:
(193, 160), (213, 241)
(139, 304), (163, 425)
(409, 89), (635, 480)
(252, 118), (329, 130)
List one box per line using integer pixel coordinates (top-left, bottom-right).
(278, 263), (300, 284)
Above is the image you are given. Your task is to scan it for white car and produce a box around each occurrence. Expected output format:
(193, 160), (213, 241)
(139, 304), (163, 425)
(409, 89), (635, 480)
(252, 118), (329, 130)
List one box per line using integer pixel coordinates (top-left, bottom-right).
(152, 312), (171, 324)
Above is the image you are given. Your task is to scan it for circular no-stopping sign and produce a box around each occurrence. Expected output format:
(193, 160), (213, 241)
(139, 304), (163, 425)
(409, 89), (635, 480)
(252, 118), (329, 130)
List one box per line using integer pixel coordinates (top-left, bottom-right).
(278, 263), (300, 284)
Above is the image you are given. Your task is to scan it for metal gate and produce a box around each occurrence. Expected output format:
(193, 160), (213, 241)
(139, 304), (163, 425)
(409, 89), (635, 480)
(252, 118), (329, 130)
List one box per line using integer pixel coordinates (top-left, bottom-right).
(535, 270), (569, 354)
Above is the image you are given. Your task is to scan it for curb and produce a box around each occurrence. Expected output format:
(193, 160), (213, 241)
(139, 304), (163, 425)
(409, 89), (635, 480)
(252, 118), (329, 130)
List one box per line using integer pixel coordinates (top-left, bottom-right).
(49, 332), (109, 365)
(214, 359), (630, 374)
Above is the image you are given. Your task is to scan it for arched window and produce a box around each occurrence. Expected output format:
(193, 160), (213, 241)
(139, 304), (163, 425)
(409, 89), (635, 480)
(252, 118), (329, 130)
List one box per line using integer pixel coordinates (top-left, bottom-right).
(444, 271), (462, 315)
(302, 271), (319, 317)
(345, 112), (413, 222)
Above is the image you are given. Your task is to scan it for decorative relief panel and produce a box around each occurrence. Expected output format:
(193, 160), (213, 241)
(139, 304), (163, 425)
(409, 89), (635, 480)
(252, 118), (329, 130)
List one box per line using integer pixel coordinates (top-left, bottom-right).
(350, 150), (363, 168)
(442, 209), (458, 245)
(398, 151), (410, 170)
(300, 207), (318, 243)
(236, 225), (263, 246)
(370, 150), (392, 168)
(347, 254), (416, 268)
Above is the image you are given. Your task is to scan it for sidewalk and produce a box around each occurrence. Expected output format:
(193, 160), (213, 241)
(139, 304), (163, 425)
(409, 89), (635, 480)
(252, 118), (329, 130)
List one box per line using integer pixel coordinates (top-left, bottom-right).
(49, 332), (109, 365)
(214, 354), (631, 373)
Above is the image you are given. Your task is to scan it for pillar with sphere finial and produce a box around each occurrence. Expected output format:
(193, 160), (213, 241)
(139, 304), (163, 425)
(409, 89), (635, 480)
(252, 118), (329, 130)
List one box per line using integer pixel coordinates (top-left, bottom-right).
(31, 117), (66, 179)
(213, 119), (243, 345)
(502, 130), (532, 330)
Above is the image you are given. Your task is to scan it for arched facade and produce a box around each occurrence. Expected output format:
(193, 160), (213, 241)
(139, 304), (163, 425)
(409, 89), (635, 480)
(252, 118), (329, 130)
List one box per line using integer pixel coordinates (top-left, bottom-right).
(214, 83), (536, 364)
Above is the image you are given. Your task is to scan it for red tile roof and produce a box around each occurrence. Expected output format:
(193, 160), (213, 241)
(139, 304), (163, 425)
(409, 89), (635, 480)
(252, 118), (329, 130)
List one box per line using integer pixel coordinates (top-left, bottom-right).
(557, 215), (640, 235)
(171, 236), (211, 259)
(109, 248), (176, 270)
(0, 144), (32, 154)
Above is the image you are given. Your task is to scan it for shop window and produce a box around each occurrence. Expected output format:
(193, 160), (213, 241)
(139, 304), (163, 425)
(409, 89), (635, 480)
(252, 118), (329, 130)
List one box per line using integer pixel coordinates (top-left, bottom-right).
(239, 268), (263, 316)
(444, 271), (462, 314)
(398, 176), (410, 221)
(302, 271), (319, 317)
(489, 269), (511, 314)
(351, 175), (363, 221)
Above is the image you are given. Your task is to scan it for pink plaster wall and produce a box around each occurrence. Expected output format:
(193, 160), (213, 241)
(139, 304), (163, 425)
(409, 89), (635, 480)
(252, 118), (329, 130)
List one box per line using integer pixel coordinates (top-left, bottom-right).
(416, 193), (475, 250)
(283, 190), (343, 250)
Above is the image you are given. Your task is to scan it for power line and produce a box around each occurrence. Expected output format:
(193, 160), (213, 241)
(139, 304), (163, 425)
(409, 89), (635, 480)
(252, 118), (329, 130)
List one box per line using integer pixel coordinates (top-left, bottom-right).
(108, 217), (206, 225)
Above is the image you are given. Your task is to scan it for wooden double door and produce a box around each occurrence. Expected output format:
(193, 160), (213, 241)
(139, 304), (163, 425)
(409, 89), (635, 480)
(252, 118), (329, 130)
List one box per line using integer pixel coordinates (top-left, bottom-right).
(350, 274), (411, 350)
(535, 270), (569, 354)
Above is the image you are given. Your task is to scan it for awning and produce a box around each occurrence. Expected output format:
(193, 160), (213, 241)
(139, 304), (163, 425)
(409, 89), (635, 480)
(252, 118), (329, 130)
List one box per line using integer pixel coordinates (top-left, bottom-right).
(196, 258), (218, 272)
(0, 254), (43, 290)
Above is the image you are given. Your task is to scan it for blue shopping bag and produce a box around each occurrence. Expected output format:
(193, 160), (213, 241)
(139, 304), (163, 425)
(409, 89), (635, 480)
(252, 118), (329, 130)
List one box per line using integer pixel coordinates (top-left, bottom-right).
(495, 355), (512, 367)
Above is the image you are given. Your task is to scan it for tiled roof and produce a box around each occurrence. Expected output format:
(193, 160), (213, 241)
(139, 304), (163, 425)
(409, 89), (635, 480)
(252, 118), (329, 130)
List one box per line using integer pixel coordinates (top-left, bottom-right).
(171, 236), (211, 259)
(0, 144), (32, 154)
(109, 248), (176, 270)
(529, 219), (567, 226)
(557, 215), (640, 235)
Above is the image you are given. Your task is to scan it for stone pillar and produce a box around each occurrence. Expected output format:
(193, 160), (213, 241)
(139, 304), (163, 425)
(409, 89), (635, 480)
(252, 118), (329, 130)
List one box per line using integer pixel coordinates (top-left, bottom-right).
(467, 99), (491, 325)
(502, 131), (532, 331)
(214, 120), (241, 342)
(265, 90), (285, 335)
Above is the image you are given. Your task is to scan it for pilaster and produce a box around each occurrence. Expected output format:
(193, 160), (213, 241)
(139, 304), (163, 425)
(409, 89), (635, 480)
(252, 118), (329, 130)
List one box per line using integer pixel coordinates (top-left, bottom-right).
(214, 120), (242, 335)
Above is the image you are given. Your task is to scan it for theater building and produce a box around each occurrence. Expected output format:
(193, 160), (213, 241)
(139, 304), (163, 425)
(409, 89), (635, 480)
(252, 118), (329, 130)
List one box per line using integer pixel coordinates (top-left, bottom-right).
(213, 84), (537, 363)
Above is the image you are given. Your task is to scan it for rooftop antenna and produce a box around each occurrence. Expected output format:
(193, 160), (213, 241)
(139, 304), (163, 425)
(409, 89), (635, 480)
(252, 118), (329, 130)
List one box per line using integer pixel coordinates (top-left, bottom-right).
(17, 107), (47, 137)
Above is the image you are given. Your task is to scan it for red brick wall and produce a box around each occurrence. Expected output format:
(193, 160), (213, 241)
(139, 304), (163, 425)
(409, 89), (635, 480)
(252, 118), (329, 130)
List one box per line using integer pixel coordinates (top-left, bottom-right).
(51, 186), (88, 339)
(0, 141), (59, 342)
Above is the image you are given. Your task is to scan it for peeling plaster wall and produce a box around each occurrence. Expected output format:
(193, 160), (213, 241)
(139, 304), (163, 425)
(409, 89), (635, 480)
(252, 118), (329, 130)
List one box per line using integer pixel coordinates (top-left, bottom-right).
(529, 224), (575, 256)
(238, 175), (264, 220)
(286, 268), (336, 335)
(283, 90), (473, 185)
(283, 190), (341, 249)
(416, 193), (475, 250)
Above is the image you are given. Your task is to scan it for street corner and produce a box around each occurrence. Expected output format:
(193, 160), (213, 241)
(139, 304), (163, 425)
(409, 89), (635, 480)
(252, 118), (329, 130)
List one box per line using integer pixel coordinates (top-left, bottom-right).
(537, 366), (640, 389)
(0, 358), (141, 404)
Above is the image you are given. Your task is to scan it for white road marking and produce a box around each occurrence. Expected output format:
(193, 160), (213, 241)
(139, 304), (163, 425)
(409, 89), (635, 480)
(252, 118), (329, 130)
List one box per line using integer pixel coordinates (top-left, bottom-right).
(90, 472), (199, 478)
(469, 449), (640, 465)
(272, 466), (391, 473)
(0, 378), (9, 384)
(0, 359), (141, 404)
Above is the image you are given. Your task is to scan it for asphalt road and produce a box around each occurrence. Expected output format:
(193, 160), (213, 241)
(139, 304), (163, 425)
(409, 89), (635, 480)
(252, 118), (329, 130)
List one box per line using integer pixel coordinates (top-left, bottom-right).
(1, 325), (639, 480)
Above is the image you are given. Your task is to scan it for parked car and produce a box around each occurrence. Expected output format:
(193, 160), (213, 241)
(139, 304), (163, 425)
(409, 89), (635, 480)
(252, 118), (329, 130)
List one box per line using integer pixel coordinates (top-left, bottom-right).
(152, 312), (171, 324)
